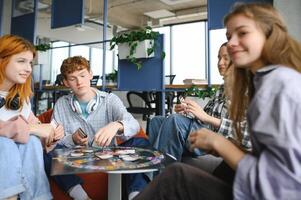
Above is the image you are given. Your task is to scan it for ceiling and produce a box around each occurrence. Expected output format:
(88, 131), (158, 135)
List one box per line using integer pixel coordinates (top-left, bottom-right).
(38, 0), (207, 30)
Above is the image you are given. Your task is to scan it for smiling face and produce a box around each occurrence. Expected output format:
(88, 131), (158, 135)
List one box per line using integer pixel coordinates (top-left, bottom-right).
(2, 51), (33, 90)
(217, 45), (231, 76)
(226, 14), (266, 73)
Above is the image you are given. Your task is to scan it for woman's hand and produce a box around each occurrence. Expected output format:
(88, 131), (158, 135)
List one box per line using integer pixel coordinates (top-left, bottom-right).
(29, 124), (54, 138)
(174, 103), (186, 113)
(50, 124), (64, 144)
(189, 128), (222, 154)
(189, 128), (245, 170)
(182, 99), (209, 121)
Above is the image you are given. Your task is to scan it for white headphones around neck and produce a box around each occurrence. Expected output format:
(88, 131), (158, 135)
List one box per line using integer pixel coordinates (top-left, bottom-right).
(70, 91), (100, 114)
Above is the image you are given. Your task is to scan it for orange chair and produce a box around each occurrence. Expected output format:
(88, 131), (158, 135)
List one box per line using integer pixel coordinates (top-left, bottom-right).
(37, 109), (148, 200)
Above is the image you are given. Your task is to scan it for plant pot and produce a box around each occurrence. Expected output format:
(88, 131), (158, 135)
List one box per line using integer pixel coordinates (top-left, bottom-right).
(118, 39), (155, 60)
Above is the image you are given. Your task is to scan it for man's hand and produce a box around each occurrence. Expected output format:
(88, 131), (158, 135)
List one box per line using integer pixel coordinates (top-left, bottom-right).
(72, 129), (88, 146)
(93, 122), (123, 147)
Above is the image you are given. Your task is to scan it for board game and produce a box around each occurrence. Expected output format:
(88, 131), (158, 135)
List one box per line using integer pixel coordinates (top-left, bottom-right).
(51, 146), (165, 175)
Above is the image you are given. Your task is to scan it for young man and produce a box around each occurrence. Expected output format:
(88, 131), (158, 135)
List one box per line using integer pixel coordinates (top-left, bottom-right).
(44, 56), (150, 200)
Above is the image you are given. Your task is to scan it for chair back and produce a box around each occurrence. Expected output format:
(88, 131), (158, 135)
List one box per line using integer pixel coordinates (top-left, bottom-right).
(90, 75), (99, 86)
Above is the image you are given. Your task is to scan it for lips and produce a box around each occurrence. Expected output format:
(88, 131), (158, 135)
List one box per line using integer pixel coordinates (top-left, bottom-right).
(19, 74), (29, 79)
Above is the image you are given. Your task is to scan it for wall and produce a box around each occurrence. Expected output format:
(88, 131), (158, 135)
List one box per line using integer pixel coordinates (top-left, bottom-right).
(274, 0), (301, 42)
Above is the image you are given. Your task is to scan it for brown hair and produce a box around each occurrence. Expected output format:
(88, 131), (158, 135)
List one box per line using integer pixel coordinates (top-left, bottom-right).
(219, 42), (233, 100)
(0, 34), (36, 109)
(60, 56), (90, 79)
(224, 3), (301, 140)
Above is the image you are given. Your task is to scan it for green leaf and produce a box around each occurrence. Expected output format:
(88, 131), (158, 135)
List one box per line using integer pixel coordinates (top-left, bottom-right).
(109, 26), (165, 70)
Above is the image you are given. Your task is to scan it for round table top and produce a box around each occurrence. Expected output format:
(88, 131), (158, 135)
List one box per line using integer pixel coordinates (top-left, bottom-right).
(51, 146), (172, 176)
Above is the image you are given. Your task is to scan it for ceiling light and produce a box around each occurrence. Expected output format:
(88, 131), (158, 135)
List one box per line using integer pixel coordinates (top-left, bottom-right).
(144, 9), (175, 19)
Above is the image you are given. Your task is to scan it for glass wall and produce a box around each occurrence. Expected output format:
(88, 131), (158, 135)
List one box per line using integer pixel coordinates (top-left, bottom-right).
(50, 22), (227, 85)
(51, 41), (69, 82)
(50, 42), (115, 84)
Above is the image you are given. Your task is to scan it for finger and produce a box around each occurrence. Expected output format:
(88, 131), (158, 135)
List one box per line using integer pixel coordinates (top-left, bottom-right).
(189, 131), (197, 138)
(99, 136), (109, 147)
(104, 136), (113, 146)
(96, 134), (106, 146)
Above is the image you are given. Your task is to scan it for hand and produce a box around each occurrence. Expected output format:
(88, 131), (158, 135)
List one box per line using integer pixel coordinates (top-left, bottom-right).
(38, 124), (55, 146)
(93, 122), (122, 147)
(53, 124), (64, 142)
(182, 99), (210, 121)
(174, 103), (186, 113)
(72, 130), (88, 146)
(189, 128), (223, 155)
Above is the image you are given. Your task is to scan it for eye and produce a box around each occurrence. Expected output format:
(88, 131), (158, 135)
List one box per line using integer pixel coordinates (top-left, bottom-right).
(238, 31), (247, 37)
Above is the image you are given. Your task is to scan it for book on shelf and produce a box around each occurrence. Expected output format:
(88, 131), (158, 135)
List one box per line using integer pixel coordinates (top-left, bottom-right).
(183, 79), (208, 85)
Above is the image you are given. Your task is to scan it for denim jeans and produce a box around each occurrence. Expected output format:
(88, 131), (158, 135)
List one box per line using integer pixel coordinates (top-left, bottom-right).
(0, 136), (52, 200)
(148, 114), (206, 161)
(120, 137), (151, 193)
(44, 137), (150, 195)
(44, 144), (83, 192)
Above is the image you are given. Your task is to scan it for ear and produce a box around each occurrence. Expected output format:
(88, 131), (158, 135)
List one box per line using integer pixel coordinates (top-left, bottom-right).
(63, 79), (70, 87)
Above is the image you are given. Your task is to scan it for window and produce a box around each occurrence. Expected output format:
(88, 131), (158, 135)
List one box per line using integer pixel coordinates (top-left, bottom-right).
(50, 41), (69, 83)
(70, 45), (89, 59)
(50, 40), (116, 85)
(209, 29), (227, 84)
(172, 22), (206, 84)
(90, 47), (102, 76)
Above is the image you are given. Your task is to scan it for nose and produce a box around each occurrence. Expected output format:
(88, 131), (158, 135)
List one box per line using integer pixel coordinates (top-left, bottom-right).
(227, 35), (238, 48)
(76, 78), (82, 85)
(25, 62), (32, 73)
(218, 58), (225, 66)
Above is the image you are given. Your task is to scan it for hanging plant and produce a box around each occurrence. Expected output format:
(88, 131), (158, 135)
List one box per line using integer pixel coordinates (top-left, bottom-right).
(35, 43), (51, 52)
(110, 26), (165, 70)
(184, 85), (217, 99)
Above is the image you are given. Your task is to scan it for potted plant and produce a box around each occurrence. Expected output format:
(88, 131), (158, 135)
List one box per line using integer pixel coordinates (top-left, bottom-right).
(110, 26), (165, 70)
(101, 70), (118, 84)
(184, 85), (217, 99)
(183, 85), (217, 108)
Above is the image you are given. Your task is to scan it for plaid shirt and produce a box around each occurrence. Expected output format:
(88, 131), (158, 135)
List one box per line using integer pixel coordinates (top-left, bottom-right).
(203, 85), (251, 151)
